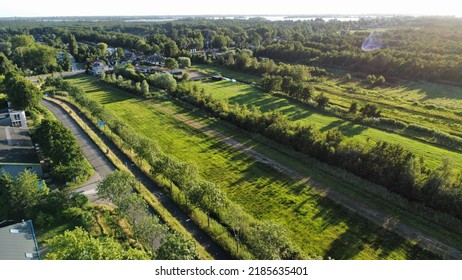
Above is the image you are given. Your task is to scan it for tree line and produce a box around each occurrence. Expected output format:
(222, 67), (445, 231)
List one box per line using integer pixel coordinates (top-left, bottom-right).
(3, 16), (462, 82)
(172, 81), (462, 220)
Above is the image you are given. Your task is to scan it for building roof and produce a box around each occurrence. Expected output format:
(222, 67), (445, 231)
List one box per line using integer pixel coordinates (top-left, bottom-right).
(92, 61), (106, 67)
(0, 220), (40, 260)
(0, 126), (39, 164)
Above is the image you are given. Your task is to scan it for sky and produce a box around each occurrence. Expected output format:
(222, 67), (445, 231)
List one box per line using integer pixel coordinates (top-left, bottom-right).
(0, 0), (460, 18)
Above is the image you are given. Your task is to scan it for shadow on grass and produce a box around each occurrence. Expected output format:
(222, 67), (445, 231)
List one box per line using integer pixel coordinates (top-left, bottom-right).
(324, 211), (439, 260)
(404, 81), (462, 101)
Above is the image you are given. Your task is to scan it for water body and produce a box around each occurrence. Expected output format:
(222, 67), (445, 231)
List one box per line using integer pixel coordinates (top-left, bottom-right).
(122, 15), (363, 22)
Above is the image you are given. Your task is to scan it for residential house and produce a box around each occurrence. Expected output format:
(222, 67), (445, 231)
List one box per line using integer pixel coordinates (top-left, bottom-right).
(145, 53), (165, 65)
(91, 61), (109, 76)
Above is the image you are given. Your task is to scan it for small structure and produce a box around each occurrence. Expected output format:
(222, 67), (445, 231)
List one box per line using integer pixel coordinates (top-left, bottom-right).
(9, 110), (28, 128)
(0, 126), (43, 177)
(211, 75), (224, 81)
(91, 61), (109, 76)
(0, 108), (28, 128)
(0, 220), (40, 260)
(169, 69), (183, 75)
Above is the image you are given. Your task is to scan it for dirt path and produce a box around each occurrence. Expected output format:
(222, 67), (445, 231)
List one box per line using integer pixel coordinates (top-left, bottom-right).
(150, 101), (462, 259)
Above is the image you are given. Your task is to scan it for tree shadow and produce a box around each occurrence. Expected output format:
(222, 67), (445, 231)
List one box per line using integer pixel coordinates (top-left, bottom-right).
(320, 120), (346, 133)
(336, 122), (368, 137)
(404, 81), (462, 101)
(324, 212), (438, 260)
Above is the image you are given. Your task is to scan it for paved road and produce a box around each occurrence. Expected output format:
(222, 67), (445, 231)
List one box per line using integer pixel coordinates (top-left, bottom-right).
(27, 70), (85, 84)
(41, 98), (230, 260)
(41, 99), (115, 203)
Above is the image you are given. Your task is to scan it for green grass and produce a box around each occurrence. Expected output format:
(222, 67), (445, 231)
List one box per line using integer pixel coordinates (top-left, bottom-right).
(314, 79), (462, 138)
(65, 75), (441, 259)
(192, 64), (261, 84)
(197, 79), (462, 170)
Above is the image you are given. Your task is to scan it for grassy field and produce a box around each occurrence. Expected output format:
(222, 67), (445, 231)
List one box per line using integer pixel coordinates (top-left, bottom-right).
(313, 79), (462, 138)
(192, 64), (261, 84)
(64, 75), (444, 259)
(196, 79), (462, 170)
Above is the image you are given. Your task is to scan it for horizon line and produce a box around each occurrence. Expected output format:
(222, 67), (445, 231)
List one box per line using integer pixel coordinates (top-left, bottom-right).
(0, 13), (459, 19)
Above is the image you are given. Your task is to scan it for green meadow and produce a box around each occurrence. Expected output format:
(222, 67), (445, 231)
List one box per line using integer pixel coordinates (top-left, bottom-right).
(64, 75), (447, 259)
(196, 79), (462, 170)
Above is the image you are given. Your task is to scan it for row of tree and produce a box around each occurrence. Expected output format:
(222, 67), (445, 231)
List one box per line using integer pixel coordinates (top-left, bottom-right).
(97, 170), (199, 260)
(173, 81), (462, 219)
(47, 76), (307, 259)
(4, 16), (462, 81)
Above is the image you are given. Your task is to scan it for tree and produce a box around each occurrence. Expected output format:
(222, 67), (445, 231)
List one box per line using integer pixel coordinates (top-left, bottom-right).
(360, 104), (381, 118)
(0, 52), (19, 75)
(281, 76), (293, 93)
(135, 81), (141, 93)
(6, 170), (49, 219)
(97, 170), (135, 204)
(212, 35), (230, 49)
(376, 75), (386, 85)
(223, 204), (247, 254)
(10, 34), (34, 49)
(187, 181), (226, 228)
(5, 74), (43, 110)
(156, 232), (199, 260)
(163, 41), (179, 58)
(34, 119), (84, 165)
(133, 215), (167, 251)
(365, 74), (377, 85)
(45, 227), (151, 260)
(60, 53), (72, 71)
(349, 102), (358, 114)
(148, 73), (177, 92)
(116, 47), (125, 60)
(94, 42), (108, 57)
(164, 57), (179, 69)
(178, 57), (191, 68)
(0, 173), (13, 219)
(261, 74), (282, 92)
(100, 70), (106, 81)
(12, 44), (58, 73)
(68, 34), (78, 57)
(315, 94), (329, 109)
(141, 80), (149, 97)
(248, 221), (301, 260)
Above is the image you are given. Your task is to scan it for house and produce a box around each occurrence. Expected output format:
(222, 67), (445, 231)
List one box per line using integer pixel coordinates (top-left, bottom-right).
(0, 109), (28, 128)
(9, 110), (28, 128)
(146, 53), (165, 65)
(91, 61), (109, 76)
(124, 50), (137, 61)
(0, 126), (43, 177)
(0, 220), (40, 260)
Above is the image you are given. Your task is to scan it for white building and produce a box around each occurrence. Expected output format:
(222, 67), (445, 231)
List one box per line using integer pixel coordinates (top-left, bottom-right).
(91, 61), (109, 76)
(9, 110), (28, 128)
